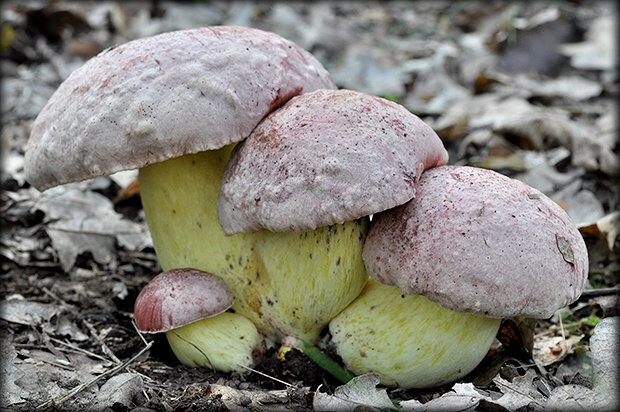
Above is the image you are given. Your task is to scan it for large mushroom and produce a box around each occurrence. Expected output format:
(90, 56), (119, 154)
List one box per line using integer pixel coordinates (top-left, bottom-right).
(23, 26), (339, 355)
(217, 89), (449, 342)
(329, 165), (589, 388)
(25, 26), (334, 190)
(134, 268), (263, 372)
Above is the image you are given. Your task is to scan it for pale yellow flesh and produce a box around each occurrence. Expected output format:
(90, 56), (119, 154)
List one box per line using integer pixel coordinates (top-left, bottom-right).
(139, 145), (368, 343)
(165, 312), (261, 373)
(329, 279), (501, 389)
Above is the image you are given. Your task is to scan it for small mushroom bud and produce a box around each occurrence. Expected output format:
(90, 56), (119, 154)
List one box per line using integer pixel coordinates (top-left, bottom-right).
(134, 268), (263, 373)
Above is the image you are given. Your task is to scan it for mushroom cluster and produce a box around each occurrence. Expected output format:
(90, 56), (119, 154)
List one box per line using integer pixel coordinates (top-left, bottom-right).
(25, 25), (588, 389)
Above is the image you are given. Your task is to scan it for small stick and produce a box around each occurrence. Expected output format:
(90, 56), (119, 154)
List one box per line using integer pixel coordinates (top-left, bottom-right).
(578, 287), (619, 299)
(40, 286), (68, 305)
(15, 349), (74, 371)
(131, 320), (149, 346)
(82, 319), (122, 365)
(235, 364), (293, 387)
(36, 341), (153, 409)
(49, 337), (113, 363)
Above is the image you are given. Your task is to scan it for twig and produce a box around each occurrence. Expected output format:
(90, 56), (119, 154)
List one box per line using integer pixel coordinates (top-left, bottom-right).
(49, 337), (113, 363)
(577, 287), (619, 299)
(82, 319), (123, 365)
(235, 364), (294, 387)
(36, 341), (153, 409)
(40, 286), (68, 306)
(15, 349), (75, 371)
(559, 315), (566, 342)
(132, 319), (149, 346)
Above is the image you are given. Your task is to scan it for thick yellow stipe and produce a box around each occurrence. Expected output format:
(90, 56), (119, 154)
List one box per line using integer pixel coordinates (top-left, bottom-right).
(249, 218), (368, 342)
(166, 312), (261, 373)
(139, 145), (368, 343)
(329, 279), (501, 389)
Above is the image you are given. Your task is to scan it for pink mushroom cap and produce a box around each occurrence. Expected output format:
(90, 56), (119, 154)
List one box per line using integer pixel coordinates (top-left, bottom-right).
(217, 89), (449, 234)
(363, 165), (589, 319)
(24, 26), (335, 191)
(134, 268), (233, 333)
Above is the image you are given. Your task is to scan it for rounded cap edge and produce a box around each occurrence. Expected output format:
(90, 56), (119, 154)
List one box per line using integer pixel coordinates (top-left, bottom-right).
(218, 89), (449, 234)
(363, 165), (589, 319)
(25, 26), (336, 191)
(134, 268), (233, 333)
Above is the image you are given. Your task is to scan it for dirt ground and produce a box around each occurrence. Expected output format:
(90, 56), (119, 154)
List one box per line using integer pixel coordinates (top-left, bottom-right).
(1, 1), (618, 411)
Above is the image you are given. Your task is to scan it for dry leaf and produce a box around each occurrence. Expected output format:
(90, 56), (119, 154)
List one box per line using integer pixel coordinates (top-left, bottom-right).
(596, 212), (619, 250)
(330, 44), (410, 98)
(554, 186), (606, 227)
(497, 6), (577, 75)
(114, 178), (140, 204)
(474, 152), (527, 171)
(493, 371), (544, 410)
(313, 374), (397, 411)
(560, 15), (616, 71)
(533, 334), (583, 366)
(546, 384), (610, 411)
(0, 297), (60, 327)
(495, 112), (575, 151)
(208, 384), (307, 411)
(400, 383), (483, 411)
(579, 211), (620, 253)
(92, 373), (144, 410)
(515, 162), (578, 195)
(12, 353), (99, 410)
(487, 72), (604, 101)
(496, 318), (533, 358)
(0, 335), (29, 408)
(556, 234), (575, 266)
(33, 185), (151, 272)
(530, 75), (602, 100)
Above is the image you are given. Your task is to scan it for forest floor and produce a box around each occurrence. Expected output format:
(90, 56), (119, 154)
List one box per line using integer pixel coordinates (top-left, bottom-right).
(1, 1), (618, 411)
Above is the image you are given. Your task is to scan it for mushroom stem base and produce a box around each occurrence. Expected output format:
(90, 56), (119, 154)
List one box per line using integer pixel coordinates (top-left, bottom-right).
(165, 312), (262, 373)
(329, 279), (502, 389)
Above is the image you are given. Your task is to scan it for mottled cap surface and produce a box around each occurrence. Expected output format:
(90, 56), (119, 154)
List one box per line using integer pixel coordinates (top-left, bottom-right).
(363, 165), (589, 319)
(134, 268), (233, 333)
(217, 89), (449, 234)
(25, 26), (336, 190)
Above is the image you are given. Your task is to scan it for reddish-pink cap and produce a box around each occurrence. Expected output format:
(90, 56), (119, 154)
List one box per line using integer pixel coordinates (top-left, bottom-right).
(134, 268), (233, 333)
(24, 26), (336, 191)
(217, 89), (449, 234)
(363, 165), (589, 319)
